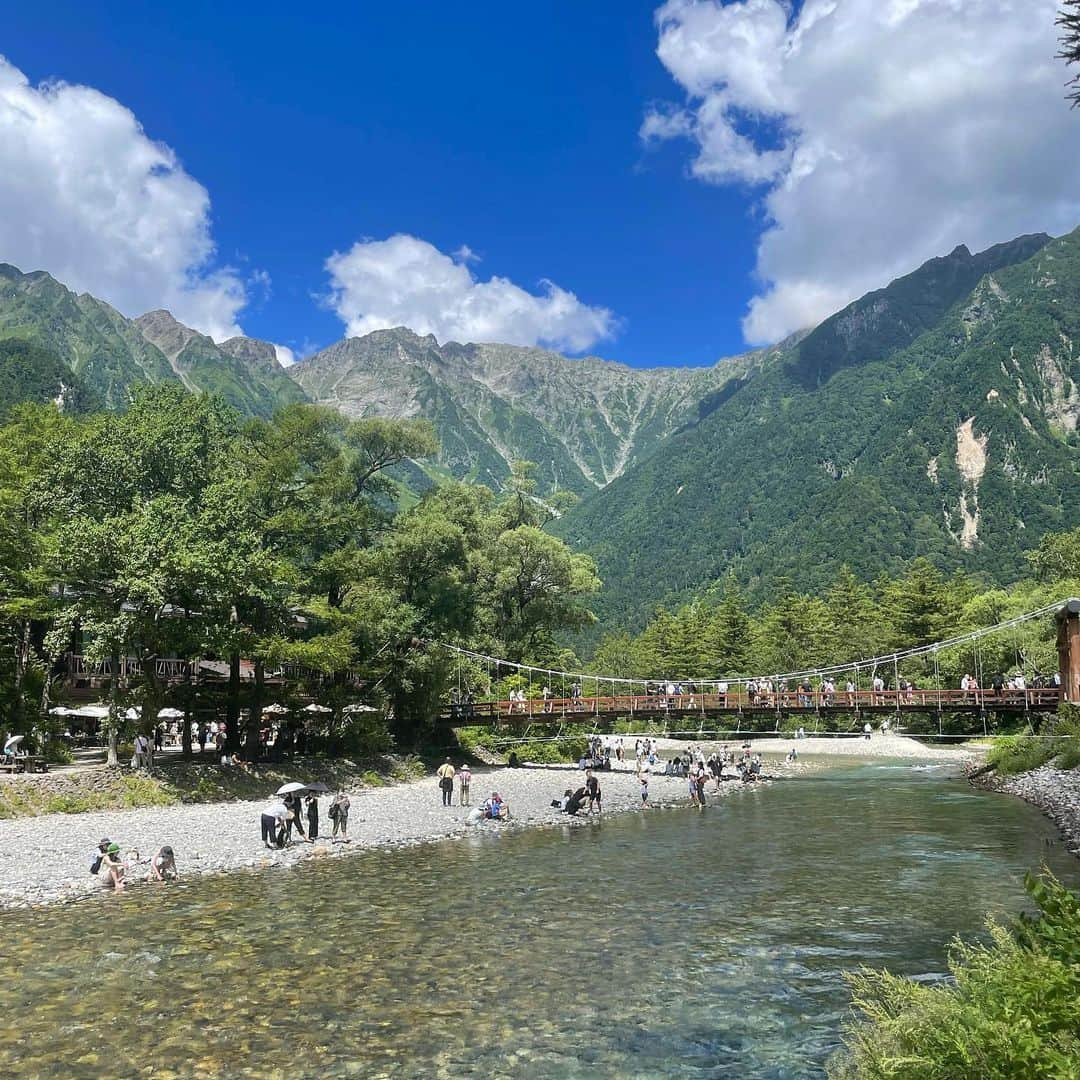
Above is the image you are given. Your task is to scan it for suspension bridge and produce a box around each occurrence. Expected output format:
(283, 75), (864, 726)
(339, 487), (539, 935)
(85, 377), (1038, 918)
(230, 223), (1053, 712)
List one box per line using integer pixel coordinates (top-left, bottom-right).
(432, 598), (1080, 734)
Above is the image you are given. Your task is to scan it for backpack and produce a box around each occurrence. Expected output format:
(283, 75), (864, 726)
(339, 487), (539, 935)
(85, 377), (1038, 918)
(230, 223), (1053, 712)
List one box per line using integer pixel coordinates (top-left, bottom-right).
(90, 853), (103, 876)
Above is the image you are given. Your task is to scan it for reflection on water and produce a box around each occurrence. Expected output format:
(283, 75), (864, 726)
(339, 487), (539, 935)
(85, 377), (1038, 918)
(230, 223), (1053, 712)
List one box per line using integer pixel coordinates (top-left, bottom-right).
(1, 763), (1075, 1078)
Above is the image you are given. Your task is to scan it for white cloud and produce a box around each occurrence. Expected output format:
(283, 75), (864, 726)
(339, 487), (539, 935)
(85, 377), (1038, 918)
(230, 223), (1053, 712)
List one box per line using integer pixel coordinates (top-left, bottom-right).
(645, 0), (1080, 343)
(273, 344), (297, 367)
(325, 234), (616, 352)
(0, 55), (248, 340)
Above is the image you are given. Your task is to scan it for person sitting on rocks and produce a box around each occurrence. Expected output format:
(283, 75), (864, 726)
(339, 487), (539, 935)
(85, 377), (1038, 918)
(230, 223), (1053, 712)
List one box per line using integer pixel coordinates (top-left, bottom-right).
(551, 787), (574, 811)
(98, 842), (126, 891)
(484, 792), (509, 820)
(149, 845), (178, 882)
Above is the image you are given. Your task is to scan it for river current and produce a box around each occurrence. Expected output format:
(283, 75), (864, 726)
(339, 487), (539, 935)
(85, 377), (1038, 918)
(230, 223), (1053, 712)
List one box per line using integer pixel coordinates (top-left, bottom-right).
(1, 761), (1076, 1078)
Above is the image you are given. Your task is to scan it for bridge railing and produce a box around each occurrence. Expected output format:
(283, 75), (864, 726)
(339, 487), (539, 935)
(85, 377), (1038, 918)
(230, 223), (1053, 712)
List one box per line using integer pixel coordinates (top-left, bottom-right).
(439, 687), (1062, 723)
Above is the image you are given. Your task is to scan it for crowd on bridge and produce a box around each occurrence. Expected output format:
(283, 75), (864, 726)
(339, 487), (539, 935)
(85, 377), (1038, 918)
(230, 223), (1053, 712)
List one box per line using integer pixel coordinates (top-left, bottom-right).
(442, 667), (1062, 718)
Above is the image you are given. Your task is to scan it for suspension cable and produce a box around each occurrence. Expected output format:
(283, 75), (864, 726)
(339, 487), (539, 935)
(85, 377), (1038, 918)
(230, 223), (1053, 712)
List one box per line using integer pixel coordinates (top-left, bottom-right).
(425, 598), (1076, 697)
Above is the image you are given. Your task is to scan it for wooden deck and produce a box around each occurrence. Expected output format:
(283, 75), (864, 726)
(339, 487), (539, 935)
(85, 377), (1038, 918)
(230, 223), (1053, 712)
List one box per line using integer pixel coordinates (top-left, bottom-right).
(440, 688), (1062, 726)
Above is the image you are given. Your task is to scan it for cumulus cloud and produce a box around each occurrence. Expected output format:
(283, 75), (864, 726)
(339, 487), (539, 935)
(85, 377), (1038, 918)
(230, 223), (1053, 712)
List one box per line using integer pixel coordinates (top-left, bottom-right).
(0, 55), (248, 340)
(325, 234), (616, 352)
(273, 344), (297, 367)
(645, 0), (1080, 343)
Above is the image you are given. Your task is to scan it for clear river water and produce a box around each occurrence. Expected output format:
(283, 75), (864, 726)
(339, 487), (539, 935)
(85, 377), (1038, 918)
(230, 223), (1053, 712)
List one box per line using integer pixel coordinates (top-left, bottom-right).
(1, 761), (1076, 1079)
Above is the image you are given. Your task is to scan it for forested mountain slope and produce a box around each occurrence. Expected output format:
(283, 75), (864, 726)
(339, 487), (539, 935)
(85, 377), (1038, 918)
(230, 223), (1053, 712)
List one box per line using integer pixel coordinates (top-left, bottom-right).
(0, 338), (98, 418)
(290, 328), (780, 496)
(0, 265), (305, 416)
(554, 229), (1079, 629)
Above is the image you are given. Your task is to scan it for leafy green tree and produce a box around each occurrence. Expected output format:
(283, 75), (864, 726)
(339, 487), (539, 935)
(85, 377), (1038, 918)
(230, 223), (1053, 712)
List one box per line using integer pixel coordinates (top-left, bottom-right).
(1028, 525), (1080, 583)
(825, 566), (883, 662)
(0, 405), (72, 738)
(44, 387), (242, 763)
(483, 525), (600, 663)
(1060, 0), (1080, 106)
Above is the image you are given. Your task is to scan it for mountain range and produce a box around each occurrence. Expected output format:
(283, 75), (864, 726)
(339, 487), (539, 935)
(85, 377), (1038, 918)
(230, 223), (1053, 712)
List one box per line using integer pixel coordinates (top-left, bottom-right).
(2, 227), (1079, 631)
(0, 263), (304, 416)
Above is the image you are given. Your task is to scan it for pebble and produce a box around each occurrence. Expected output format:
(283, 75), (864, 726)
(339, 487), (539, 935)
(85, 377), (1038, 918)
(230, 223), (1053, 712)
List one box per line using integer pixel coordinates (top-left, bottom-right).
(0, 735), (980, 909)
(978, 764), (1080, 854)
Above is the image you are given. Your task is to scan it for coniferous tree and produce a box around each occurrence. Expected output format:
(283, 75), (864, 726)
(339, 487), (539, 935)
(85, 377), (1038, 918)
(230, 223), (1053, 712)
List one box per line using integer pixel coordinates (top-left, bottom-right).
(1059, 0), (1080, 105)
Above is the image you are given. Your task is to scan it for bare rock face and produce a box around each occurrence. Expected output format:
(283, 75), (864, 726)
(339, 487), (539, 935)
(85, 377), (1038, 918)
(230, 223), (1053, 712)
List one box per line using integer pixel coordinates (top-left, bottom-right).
(218, 336), (286, 376)
(291, 327), (773, 495)
(133, 310), (203, 364)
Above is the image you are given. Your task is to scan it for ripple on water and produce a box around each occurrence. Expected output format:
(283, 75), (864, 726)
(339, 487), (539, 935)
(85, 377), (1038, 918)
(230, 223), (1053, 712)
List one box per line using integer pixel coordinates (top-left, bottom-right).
(0, 768), (1076, 1078)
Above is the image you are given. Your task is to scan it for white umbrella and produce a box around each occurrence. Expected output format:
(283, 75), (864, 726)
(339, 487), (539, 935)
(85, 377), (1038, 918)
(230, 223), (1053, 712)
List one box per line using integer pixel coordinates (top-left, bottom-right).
(124, 707), (141, 721)
(157, 707), (184, 719)
(263, 703), (290, 715)
(343, 703), (377, 713)
(48, 706), (74, 717)
(303, 703), (332, 714)
(71, 704), (111, 719)
(3, 734), (24, 752)
(276, 782), (308, 795)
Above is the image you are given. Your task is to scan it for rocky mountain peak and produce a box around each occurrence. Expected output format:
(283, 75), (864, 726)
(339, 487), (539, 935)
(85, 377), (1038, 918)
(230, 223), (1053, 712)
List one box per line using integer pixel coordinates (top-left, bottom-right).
(218, 335), (281, 372)
(133, 309), (205, 362)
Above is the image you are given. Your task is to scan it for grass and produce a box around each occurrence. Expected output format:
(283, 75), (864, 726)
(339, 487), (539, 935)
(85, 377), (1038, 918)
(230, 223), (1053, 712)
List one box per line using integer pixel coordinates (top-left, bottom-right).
(984, 706), (1080, 776)
(985, 735), (1058, 776)
(0, 753), (426, 818)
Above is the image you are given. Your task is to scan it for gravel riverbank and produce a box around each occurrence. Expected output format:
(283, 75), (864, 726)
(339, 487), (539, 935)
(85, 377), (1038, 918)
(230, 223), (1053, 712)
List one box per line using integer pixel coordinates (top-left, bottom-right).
(0, 763), (756, 909)
(979, 765), (1080, 858)
(0, 734), (973, 910)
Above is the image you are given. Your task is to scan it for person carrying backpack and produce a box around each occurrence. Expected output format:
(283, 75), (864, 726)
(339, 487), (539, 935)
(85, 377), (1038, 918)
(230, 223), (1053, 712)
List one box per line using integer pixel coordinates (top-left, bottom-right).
(89, 837), (111, 877)
(436, 758), (455, 807)
(329, 791), (351, 842)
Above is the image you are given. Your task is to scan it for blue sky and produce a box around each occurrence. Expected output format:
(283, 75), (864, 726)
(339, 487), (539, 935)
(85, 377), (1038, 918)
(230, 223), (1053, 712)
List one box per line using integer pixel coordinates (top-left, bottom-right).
(2, 1), (1076, 368)
(4, 1), (760, 366)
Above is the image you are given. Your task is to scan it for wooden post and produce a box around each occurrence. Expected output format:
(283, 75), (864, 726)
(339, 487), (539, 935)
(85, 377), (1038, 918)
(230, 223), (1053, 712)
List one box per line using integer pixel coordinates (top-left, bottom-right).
(1057, 599), (1080, 702)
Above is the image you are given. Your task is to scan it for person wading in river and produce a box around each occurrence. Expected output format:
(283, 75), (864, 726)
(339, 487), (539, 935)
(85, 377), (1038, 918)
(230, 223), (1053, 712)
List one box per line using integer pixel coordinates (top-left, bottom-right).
(437, 758), (455, 807)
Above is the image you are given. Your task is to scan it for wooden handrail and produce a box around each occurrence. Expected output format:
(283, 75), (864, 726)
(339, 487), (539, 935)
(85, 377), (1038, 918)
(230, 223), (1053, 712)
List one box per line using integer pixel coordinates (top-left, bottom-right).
(439, 687), (1061, 721)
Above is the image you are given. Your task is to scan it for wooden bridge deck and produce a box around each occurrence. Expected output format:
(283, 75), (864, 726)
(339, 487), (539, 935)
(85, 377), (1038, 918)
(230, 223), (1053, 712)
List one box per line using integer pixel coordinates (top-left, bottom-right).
(440, 689), (1062, 726)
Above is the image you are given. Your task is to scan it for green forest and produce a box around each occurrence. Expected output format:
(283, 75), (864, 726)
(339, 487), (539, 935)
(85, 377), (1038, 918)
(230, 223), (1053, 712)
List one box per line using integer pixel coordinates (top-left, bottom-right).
(4, 375), (1080, 768)
(0, 387), (599, 764)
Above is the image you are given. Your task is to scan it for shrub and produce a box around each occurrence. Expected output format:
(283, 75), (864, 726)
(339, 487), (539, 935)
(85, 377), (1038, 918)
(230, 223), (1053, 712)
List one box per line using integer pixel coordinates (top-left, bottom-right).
(828, 873), (1080, 1079)
(514, 737), (587, 764)
(985, 734), (1057, 776)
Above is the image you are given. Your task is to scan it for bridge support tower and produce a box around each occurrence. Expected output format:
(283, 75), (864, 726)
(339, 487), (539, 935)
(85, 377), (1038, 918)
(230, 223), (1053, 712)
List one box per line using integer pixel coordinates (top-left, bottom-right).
(1057, 599), (1080, 703)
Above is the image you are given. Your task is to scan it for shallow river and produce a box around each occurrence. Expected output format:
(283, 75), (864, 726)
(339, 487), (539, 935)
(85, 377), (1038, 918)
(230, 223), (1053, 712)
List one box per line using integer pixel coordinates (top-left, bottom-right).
(1, 762), (1076, 1079)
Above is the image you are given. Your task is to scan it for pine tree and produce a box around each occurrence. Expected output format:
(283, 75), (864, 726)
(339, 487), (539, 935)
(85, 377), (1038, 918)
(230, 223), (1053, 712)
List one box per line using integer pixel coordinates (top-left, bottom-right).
(706, 577), (752, 675)
(883, 558), (958, 648)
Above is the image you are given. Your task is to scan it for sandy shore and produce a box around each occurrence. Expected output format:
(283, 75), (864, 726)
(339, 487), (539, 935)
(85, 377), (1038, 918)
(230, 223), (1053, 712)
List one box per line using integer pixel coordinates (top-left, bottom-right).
(627, 731), (976, 761)
(0, 734), (970, 910)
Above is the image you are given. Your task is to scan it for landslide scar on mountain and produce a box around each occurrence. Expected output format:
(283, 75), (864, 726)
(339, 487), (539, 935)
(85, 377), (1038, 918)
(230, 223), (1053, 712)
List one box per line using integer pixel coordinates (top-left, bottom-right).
(953, 417), (988, 550)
